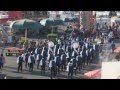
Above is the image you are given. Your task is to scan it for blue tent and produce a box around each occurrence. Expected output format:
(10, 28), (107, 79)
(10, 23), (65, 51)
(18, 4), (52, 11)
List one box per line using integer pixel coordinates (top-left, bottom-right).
(40, 18), (64, 26)
(10, 19), (42, 30)
(10, 19), (43, 41)
(40, 18), (64, 33)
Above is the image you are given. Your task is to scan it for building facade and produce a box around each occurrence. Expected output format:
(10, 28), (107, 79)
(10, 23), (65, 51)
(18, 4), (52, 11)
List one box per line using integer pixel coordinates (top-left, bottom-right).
(0, 11), (49, 24)
(22, 11), (49, 19)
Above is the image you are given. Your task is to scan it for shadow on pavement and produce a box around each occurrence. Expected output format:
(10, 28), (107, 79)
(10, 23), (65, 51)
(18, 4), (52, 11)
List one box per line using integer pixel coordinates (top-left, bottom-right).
(5, 76), (25, 79)
(10, 69), (52, 79)
(0, 74), (6, 79)
(3, 65), (100, 79)
(4, 66), (18, 70)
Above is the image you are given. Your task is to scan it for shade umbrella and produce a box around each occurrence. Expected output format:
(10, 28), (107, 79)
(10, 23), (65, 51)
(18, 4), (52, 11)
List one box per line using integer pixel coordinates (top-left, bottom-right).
(10, 19), (42, 41)
(40, 18), (54, 26)
(54, 19), (64, 26)
(40, 18), (64, 33)
(63, 17), (79, 23)
(5, 47), (24, 51)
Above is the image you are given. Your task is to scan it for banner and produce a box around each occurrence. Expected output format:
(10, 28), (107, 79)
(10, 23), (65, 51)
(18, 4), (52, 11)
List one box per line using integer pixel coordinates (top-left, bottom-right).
(89, 11), (94, 28)
(8, 11), (23, 21)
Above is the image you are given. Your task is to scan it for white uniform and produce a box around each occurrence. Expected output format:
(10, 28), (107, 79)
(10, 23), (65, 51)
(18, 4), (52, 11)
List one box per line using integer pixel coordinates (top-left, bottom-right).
(80, 51), (83, 58)
(54, 45), (56, 53)
(47, 54), (50, 61)
(35, 48), (38, 54)
(41, 47), (45, 56)
(40, 59), (43, 66)
(17, 56), (20, 63)
(28, 55), (32, 63)
(93, 44), (96, 51)
(36, 54), (42, 61)
(86, 50), (88, 56)
(49, 60), (52, 68)
(21, 54), (25, 61)
(72, 51), (75, 57)
(66, 62), (70, 72)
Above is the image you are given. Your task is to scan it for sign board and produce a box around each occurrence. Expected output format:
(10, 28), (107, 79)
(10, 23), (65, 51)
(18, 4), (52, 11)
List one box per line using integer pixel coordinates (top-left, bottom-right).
(0, 15), (8, 19)
(101, 62), (120, 79)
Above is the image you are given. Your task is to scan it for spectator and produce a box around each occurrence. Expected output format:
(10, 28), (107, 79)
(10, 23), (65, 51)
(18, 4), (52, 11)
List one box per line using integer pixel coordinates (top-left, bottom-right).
(110, 41), (116, 53)
(0, 54), (3, 69)
(1, 54), (5, 68)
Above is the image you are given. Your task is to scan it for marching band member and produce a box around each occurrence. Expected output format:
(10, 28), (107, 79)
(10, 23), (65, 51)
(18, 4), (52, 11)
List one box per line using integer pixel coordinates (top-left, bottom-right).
(47, 51), (54, 63)
(57, 46), (64, 57)
(28, 53), (35, 72)
(55, 55), (61, 74)
(66, 51), (71, 63)
(81, 49), (86, 68)
(61, 52), (67, 71)
(72, 49), (78, 58)
(24, 52), (30, 68)
(36, 53), (42, 69)
(42, 48), (48, 61)
(40, 58), (46, 74)
(67, 61), (73, 79)
(17, 54), (24, 73)
(71, 57), (77, 76)
(86, 49), (89, 66)
(76, 53), (82, 71)
(49, 59), (56, 79)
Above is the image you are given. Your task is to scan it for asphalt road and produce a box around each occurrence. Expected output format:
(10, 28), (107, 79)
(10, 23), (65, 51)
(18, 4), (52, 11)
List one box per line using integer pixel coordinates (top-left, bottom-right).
(0, 38), (120, 79)
(0, 55), (101, 79)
